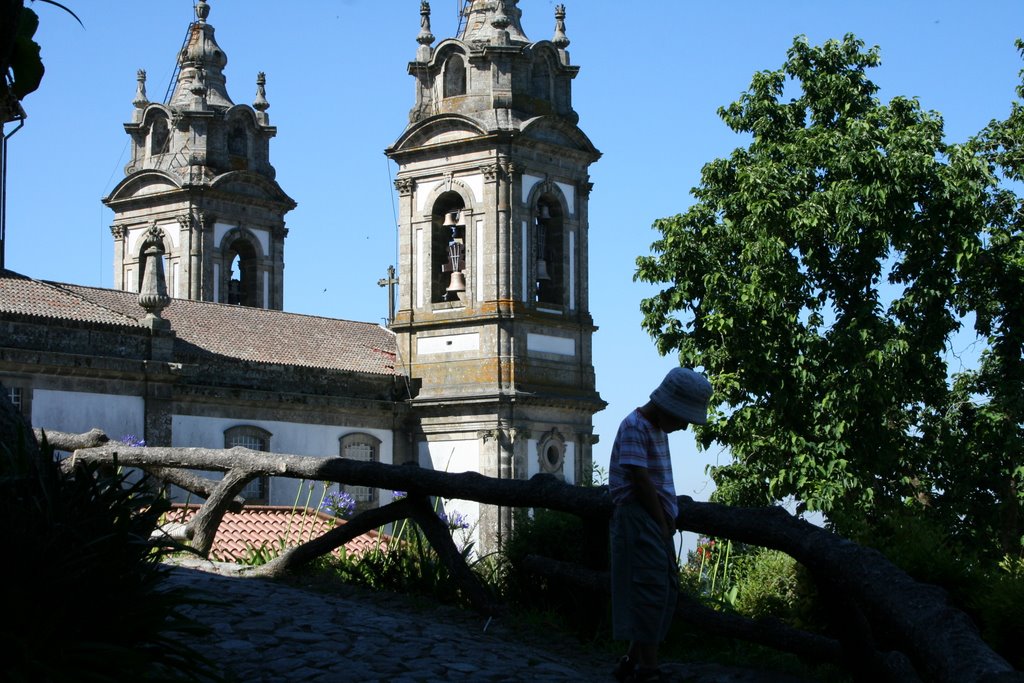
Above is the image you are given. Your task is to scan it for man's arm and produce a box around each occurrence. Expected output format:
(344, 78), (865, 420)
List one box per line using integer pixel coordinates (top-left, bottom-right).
(625, 464), (674, 540)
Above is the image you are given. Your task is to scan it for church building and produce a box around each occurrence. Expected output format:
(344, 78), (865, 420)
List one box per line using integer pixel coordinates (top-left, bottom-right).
(0, 0), (602, 552)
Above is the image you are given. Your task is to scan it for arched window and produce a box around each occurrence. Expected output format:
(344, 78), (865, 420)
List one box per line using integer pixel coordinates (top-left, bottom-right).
(534, 196), (564, 305)
(223, 234), (259, 306)
(150, 115), (169, 155)
(339, 433), (381, 504)
(228, 124), (247, 157)
(431, 193), (467, 304)
(531, 57), (551, 103)
(224, 425), (272, 504)
(443, 54), (466, 98)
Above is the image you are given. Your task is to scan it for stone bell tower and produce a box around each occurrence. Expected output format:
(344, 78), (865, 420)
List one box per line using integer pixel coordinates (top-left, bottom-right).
(387, 0), (604, 550)
(103, 0), (295, 309)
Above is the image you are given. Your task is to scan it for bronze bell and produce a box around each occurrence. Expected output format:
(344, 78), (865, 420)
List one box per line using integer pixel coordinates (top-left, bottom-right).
(536, 259), (551, 281)
(446, 271), (467, 293)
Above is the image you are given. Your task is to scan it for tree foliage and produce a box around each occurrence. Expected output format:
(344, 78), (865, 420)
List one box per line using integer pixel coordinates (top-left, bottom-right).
(1, 0), (83, 112)
(636, 34), (1022, 559)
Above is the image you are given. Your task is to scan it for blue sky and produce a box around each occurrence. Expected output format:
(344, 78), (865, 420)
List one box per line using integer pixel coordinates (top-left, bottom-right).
(6, 1), (1024, 541)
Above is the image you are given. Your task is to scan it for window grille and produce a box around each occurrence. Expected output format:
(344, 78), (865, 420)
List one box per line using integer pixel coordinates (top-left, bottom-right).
(224, 426), (272, 503)
(340, 434), (380, 503)
(6, 387), (22, 411)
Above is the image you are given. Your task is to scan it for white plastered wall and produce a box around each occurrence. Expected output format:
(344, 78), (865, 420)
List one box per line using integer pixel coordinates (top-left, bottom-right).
(418, 438), (480, 553)
(172, 415), (395, 507)
(31, 390), (145, 443)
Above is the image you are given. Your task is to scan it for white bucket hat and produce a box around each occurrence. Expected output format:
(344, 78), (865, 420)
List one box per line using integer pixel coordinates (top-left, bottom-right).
(649, 367), (713, 425)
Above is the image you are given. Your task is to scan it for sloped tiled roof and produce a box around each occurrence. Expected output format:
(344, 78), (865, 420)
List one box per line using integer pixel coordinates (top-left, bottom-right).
(0, 269), (140, 328)
(0, 270), (397, 376)
(165, 504), (390, 562)
(58, 282), (397, 375)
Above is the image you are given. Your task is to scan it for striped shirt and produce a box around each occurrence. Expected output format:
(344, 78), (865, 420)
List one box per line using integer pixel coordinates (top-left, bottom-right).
(609, 409), (678, 522)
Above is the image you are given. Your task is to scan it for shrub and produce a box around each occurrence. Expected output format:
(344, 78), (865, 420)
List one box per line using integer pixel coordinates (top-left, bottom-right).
(501, 508), (609, 636)
(732, 548), (803, 621)
(0, 434), (217, 682)
(962, 556), (1024, 670)
(321, 513), (479, 607)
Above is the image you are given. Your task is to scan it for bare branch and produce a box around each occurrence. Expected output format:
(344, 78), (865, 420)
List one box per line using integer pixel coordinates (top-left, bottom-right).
(145, 467), (244, 513)
(187, 468), (259, 556)
(253, 498), (417, 578)
(408, 494), (499, 615)
(36, 428), (107, 451)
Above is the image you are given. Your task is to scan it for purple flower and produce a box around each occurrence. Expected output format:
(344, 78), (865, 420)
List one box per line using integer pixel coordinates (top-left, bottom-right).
(120, 434), (146, 447)
(321, 491), (356, 518)
(439, 510), (470, 531)
(392, 490), (407, 500)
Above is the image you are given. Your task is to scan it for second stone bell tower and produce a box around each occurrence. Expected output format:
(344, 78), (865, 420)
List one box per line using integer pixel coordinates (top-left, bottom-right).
(104, 0), (295, 310)
(387, 0), (604, 550)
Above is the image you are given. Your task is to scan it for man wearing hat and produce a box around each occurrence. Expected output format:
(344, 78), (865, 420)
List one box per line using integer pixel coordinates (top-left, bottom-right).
(609, 367), (713, 683)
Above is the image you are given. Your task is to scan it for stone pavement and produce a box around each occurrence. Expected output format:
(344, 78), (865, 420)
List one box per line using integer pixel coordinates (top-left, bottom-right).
(162, 559), (813, 683)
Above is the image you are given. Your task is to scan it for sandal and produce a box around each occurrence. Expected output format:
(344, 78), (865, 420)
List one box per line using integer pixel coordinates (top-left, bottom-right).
(612, 655), (635, 682)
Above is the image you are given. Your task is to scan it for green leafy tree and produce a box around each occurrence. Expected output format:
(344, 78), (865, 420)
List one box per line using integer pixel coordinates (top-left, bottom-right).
(636, 34), (1021, 558)
(939, 39), (1024, 558)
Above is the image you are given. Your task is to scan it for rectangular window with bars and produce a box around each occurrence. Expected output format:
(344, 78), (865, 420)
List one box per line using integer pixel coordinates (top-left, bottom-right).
(7, 387), (22, 411)
(226, 430), (269, 503)
(343, 441), (375, 503)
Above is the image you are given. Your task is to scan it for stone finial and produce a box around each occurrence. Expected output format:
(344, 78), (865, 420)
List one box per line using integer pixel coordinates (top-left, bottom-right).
(552, 5), (570, 49)
(491, 0), (511, 29)
(417, 2), (435, 46)
(138, 224), (171, 328)
(169, 0), (233, 110)
(133, 69), (149, 109)
(190, 66), (208, 109)
(460, 0), (528, 44)
(416, 1), (435, 62)
(253, 71), (270, 122)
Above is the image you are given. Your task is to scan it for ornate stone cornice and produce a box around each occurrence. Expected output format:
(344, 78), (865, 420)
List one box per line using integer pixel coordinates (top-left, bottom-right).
(394, 177), (415, 195)
(481, 163), (501, 182)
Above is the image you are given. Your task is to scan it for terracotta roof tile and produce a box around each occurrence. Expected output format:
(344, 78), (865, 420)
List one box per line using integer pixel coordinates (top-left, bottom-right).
(0, 270), (397, 376)
(60, 283), (397, 375)
(0, 269), (140, 328)
(165, 504), (390, 562)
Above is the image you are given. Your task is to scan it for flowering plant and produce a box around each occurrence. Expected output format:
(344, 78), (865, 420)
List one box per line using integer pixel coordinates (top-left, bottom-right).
(320, 490), (356, 518)
(439, 509), (470, 531)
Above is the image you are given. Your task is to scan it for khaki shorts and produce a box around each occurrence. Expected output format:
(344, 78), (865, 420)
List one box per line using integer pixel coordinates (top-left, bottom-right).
(610, 501), (678, 644)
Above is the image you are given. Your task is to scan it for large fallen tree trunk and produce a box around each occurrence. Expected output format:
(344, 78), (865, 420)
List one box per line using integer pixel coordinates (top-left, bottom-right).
(674, 500), (1020, 683)
(520, 555), (847, 663)
(64, 440), (1020, 683)
(65, 444), (610, 515)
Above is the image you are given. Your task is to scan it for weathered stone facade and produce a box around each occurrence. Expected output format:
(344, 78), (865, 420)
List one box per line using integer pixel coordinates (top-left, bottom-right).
(389, 1), (604, 550)
(2, 0), (605, 555)
(0, 269), (408, 509)
(103, 0), (294, 310)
